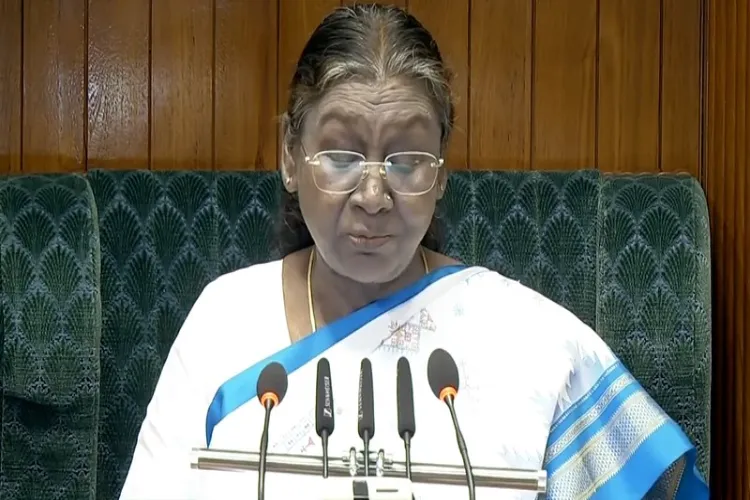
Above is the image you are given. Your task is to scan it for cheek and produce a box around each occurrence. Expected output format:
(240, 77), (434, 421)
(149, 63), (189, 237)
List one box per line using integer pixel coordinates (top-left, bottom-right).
(297, 168), (322, 217)
(397, 196), (437, 232)
(298, 183), (344, 236)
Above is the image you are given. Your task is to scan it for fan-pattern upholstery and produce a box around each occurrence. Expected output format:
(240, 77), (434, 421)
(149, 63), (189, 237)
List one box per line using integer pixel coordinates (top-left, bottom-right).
(0, 174), (101, 500)
(439, 171), (711, 476)
(87, 170), (281, 499)
(596, 175), (711, 475)
(89, 170), (217, 499)
(440, 171), (600, 327)
(0, 169), (710, 499)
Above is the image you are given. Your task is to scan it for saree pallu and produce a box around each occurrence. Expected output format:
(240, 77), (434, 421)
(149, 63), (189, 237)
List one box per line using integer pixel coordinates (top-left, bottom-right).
(121, 260), (708, 499)
(544, 360), (707, 499)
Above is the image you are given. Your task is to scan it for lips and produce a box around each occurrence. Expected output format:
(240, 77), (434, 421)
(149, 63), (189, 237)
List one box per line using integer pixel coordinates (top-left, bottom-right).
(347, 234), (392, 250)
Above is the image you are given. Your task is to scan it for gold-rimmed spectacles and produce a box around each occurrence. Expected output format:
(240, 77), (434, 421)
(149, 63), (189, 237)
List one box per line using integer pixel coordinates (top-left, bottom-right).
(303, 148), (444, 196)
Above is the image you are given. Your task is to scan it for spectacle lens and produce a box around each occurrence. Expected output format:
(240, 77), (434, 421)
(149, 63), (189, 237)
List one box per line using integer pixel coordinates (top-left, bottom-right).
(310, 150), (442, 195)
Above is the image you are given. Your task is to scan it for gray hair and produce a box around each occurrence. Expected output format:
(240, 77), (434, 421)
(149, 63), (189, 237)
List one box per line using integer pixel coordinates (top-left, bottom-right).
(277, 4), (452, 256)
(282, 3), (455, 151)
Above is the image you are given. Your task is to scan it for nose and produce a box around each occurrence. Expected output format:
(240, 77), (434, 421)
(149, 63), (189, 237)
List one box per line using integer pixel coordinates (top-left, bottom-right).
(349, 164), (393, 214)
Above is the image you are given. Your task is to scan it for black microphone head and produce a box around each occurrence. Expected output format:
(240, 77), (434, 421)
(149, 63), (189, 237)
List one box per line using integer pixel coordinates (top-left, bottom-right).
(427, 348), (460, 402)
(357, 358), (375, 439)
(256, 361), (288, 407)
(396, 357), (416, 439)
(315, 357), (335, 436)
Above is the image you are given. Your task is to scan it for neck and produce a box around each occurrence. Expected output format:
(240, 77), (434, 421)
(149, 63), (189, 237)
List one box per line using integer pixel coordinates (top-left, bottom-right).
(311, 248), (426, 325)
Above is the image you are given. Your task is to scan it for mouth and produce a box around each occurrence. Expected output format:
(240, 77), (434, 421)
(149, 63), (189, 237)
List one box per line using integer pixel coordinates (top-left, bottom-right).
(347, 234), (393, 249)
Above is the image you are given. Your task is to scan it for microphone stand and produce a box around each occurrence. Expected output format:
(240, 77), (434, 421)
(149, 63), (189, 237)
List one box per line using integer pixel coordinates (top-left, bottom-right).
(444, 395), (475, 500)
(402, 432), (413, 481)
(321, 429), (330, 478)
(258, 399), (274, 500)
(362, 430), (371, 476)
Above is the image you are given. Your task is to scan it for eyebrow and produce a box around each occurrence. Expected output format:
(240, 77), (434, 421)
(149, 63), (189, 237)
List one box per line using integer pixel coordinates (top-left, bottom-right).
(315, 109), (356, 128)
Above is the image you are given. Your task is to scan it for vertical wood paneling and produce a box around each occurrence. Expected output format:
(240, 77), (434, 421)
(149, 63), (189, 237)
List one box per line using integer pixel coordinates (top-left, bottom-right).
(598, 0), (661, 172)
(706, 10), (731, 494)
(22, 0), (86, 172)
(739, 4), (749, 494)
(215, 0), (278, 171)
(409, 0), (470, 169)
(277, 0), (341, 126)
(469, 0), (532, 170)
(87, 0), (150, 168)
(151, 0), (213, 170)
(705, 0), (750, 497)
(532, 0), (597, 170)
(660, 0), (702, 177)
(0, 0), (22, 173)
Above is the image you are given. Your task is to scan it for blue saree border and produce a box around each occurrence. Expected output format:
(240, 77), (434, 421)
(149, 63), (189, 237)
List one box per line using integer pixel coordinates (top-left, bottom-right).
(204, 264), (467, 446)
(546, 361), (708, 499)
(589, 423), (707, 500)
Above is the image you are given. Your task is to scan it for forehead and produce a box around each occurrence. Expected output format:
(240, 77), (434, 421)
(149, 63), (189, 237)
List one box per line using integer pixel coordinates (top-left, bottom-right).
(304, 80), (440, 144)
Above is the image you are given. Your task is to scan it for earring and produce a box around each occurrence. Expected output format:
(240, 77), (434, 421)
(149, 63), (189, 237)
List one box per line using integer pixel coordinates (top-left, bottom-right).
(284, 177), (291, 185)
(385, 193), (393, 202)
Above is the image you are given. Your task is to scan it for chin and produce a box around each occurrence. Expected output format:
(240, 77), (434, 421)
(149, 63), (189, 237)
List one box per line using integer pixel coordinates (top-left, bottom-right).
(334, 252), (408, 285)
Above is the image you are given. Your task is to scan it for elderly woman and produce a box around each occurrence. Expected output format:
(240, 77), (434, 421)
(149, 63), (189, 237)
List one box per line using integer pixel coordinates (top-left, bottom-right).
(120, 4), (707, 499)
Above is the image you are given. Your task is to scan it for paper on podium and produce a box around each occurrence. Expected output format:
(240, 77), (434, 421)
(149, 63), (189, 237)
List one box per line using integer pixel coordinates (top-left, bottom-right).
(317, 476), (413, 500)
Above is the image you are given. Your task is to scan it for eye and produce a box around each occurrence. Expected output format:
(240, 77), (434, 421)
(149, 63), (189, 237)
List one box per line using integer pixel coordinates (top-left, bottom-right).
(318, 151), (363, 169)
(387, 153), (435, 173)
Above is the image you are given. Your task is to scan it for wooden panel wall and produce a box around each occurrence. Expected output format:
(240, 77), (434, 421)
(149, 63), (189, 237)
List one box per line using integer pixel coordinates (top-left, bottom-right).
(0, 0), (746, 497)
(705, 1), (750, 498)
(0, 0), (706, 177)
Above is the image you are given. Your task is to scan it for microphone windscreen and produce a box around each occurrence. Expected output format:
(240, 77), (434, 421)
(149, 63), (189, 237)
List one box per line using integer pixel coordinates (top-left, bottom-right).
(315, 357), (335, 436)
(357, 358), (375, 439)
(396, 357), (416, 438)
(256, 361), (288, 405)
(427, 348), (460, 400)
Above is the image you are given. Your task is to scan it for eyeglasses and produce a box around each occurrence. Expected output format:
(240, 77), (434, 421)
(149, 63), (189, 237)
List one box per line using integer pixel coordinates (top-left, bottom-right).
(303, 147), (445, 196)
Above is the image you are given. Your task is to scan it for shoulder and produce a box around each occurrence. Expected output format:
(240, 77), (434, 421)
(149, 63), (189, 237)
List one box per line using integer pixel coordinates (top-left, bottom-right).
(168, 258), (288, 386)
(454, 267), (616, 365)
(197, 258), (284, 305)
(173, 258), (285, 350)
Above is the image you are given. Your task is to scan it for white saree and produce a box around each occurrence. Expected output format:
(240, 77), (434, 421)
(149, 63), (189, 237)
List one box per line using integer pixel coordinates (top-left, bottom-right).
(120, 259), (708, 500)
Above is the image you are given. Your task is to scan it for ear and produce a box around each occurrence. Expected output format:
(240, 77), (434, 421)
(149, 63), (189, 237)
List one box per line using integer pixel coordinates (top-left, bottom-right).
(280, 115), (299, 193)
(435, 165), (448, 200)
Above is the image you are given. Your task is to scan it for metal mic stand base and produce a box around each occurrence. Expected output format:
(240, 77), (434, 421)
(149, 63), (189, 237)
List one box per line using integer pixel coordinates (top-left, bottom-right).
(319, 477), (413, 500)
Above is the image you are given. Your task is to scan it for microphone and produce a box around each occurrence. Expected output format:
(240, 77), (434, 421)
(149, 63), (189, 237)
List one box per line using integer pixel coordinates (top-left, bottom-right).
(315, 357), (335, 478)
(396, 357), (416, 481)
(427, 348), (475, 500)
(256, 361), (288, 500)
(357, 358), (375, 476)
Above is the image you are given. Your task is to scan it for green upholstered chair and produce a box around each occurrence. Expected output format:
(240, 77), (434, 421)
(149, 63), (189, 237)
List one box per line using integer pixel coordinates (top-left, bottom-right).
(0, 169), (711, 499)
(0, 174), (102, 500)
(88, 169), (711, 499)
(439, 171), (711, 475)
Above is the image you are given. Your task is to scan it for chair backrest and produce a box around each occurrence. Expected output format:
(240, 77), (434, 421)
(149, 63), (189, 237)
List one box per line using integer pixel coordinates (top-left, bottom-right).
(0, 174), (102, 500)
(86, 168), (711, 498)
(439, 170), (711, 478)
(88, 170), (282, 499)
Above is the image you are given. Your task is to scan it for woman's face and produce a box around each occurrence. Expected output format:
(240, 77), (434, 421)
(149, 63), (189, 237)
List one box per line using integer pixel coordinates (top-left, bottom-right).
(283, 79), (447, 284)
